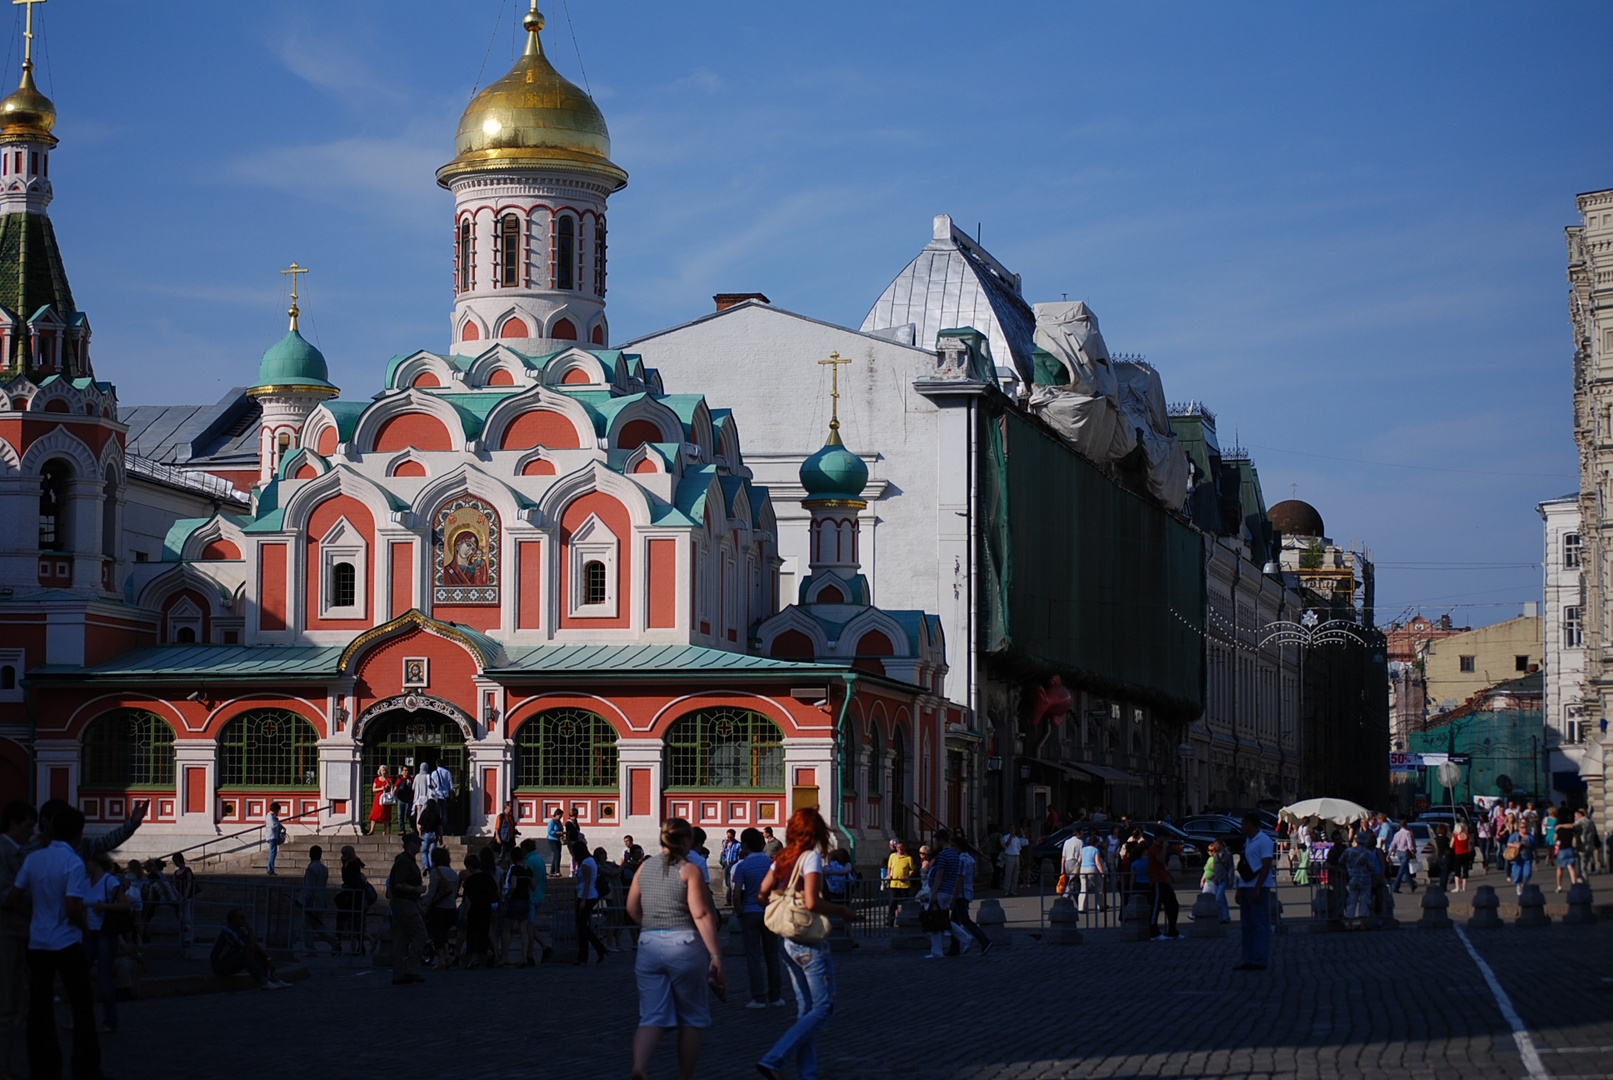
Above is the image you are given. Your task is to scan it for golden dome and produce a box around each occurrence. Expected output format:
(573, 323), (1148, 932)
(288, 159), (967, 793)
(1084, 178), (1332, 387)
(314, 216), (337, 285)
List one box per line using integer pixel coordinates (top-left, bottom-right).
(437, 5), (625, 190)
(0, 64), (57, 144)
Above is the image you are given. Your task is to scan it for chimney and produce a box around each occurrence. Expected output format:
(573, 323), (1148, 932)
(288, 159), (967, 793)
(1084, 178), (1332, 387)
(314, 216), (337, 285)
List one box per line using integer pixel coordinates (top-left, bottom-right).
(714, 293), (770, 312)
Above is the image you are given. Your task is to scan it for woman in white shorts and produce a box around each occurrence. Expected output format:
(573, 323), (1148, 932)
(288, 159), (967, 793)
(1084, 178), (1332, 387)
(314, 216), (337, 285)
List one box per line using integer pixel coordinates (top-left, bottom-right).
(625, 817), (724, 1080)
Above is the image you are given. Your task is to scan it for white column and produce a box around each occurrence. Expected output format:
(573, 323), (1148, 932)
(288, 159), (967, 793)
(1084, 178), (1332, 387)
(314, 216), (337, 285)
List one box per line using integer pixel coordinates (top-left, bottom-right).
(782, 737), (836, 825)
(467, 739), (513, 834)
(317, 738), (360, 831)
(173, 740), (218, 832)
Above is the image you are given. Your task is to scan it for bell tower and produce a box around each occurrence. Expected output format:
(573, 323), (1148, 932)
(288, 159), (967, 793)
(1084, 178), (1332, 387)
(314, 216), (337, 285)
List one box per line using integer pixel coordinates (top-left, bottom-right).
(437, 2), (627, 353)
(247, 264), (338, 486)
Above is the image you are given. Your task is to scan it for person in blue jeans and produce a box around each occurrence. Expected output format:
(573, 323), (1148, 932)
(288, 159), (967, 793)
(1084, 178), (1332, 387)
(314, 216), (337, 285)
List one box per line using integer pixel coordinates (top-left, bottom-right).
(1506, 828), (1535, 894)
(755, 808), (858, 1080)
(266, 802), (286, 876)
(546, 808), (565, 877)
(729, 828), (784, 1007)
(1234, 813), (1275, 972)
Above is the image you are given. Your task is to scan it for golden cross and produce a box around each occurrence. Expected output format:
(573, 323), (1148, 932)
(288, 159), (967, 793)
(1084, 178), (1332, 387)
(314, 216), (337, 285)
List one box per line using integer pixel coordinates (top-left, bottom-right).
(13, 0), (44, 69)
(280, 262), (309, 331)
(817, 350), (852, 436)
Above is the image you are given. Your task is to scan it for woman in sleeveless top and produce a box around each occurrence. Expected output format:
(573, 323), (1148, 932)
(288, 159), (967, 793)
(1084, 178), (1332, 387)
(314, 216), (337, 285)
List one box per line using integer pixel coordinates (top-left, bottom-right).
(625, 817), (724, 1080)
(755, 808), (858, 1080)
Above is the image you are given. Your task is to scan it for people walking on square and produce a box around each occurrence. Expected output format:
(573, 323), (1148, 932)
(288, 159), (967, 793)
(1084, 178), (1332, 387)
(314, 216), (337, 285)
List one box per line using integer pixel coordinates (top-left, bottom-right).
(394, 765), (415, 836)
(922, 828), (962, 958)
(1432, 824), (1453, 891)
(1505, 822), (1535, 894)
(1078, 831), (1109, 915)
(519, 839), (555, 962)
(388, 833), (428, 985)
(11, 806), (106, 1079)
(424, 848), (458, 971)
(367, 765), (393, 836)
(572, 840), (609, 965)
(335, 846), (370, 954)
(762, 827), (783, 859)
(1475, 816), (1491, 871)
(946, 832), (991, 955)
(1000, 825), (1026, 897)
(1234, 812), (1275, 972)
(298, 845), (340, 956)
(494, 799), (519, 860)
(1573, 809), (1601, 874)
(1451, 823), (1472, 891)
(171, 851), (197, 946)
(460, 849), (497, 969)
(1553, 813), (1579, 891)
(1146, 838), (1180, 940)
(265, 801), (286, 875)
(1389, 821), (1417, 893)
(755, 808), (858, 1080)
(884, 840), (916, 921)
(1343, 833), (1375, 930)
(547, 808), (565, 876)
(729, 828), (783, 1007)
(625, 817), (724, 1080)
(83, 852), (127, 1033)
(418, 798), (442, 870)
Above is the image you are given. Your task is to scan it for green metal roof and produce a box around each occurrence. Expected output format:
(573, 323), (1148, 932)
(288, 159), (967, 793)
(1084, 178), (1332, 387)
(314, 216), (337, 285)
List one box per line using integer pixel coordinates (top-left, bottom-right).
(32, 644), (346, 680)
(493, 643), (852, 677)
(0, 212), (76, 375)
(321, 401), (368, 442)
(161, 518), (210, 561)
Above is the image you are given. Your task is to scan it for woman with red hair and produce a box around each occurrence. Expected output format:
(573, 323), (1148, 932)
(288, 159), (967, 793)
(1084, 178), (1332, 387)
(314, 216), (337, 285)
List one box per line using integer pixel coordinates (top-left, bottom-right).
(754, 808), (857, 1080)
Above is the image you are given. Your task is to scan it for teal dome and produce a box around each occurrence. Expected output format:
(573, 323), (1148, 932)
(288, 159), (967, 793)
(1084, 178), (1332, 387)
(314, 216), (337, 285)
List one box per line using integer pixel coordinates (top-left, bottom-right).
(800, 432), (868, 501)
(253, 328), (335, 390)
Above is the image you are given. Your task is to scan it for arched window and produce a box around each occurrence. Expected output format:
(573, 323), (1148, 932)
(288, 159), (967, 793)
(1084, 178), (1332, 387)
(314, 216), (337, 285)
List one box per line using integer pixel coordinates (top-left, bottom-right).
(665, 708), (784, 789)
(175, 626), (196, 643)
(583, 560), (607, 605)
(499, 213), (521, 287)
(457, 219), (473, 292)
(514, 709), (618, 788)
(218, 709), (320, 787)
(556, 216), (574, 290)
(331, 561), (356, 608)
(101, 467), (118, 559)
(38, 459), (69, 551)
(593, 218), (607, 295)
(81, 709), (176, 788)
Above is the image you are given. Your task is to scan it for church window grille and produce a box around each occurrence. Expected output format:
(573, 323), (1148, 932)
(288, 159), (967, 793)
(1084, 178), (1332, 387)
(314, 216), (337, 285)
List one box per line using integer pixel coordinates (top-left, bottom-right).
(665, 708), (783, 789)
(499, 214), (521, 288)
(557, 216), (574, 290)
(457, 219), (473, 293)
(219, 710), (320, 788)
(332, 561), (356, 608)
(38, 459), (69, 551)
(594, 219), (606, 296)
(514, 710), (618, 788)
(81, 709), (176, 789)
(583, 560), (607, 606)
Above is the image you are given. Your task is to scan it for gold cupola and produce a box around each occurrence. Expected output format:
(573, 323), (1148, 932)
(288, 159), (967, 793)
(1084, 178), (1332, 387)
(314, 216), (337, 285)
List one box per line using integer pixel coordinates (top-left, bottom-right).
(436, 3), (625, 191)
(0, 62), (56, 145)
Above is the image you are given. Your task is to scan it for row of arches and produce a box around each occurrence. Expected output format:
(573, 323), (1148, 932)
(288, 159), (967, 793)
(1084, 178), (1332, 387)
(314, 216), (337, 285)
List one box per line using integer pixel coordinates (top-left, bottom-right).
(454, 208), (605, 299)
(77, 706), (789, 793)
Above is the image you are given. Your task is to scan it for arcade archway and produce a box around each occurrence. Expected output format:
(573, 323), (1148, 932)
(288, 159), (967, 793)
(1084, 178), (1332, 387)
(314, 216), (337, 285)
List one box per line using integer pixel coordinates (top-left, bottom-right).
(360, 709), (470, 834)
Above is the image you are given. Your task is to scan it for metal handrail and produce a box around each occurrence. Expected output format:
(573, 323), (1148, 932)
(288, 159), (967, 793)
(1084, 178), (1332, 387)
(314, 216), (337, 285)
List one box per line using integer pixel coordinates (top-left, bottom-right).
(166, 801), (336, 867)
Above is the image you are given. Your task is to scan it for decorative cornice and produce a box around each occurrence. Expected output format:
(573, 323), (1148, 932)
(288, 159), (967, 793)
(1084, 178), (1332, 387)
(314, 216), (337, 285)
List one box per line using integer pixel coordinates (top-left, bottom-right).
(336, 609), (504, 675)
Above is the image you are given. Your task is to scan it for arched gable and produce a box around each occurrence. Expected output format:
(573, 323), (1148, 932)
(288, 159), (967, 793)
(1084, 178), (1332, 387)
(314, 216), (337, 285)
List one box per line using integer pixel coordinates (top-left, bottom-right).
(607, 397), (682, 451)
(136, 563), (230, 617)
(756, 607), (829, 659)
(278, 446), (329, 482)
(833, 608), (913, 660)
(535, 461), (653, 532)
(304, 496), (376, 627)
(412, 464), (524, 538)
(542, 347), (605, 388)
(351, 391), (467, 455)
(482, 385), (594, 452)
(466, 343), (535, 389)
(301, 405), (342, 456)
(457, 311), (488, 346)
(384, 449), (431, 478)
(19, 426), (96, 477)
(390, 351), (456, 392)
(281, 466), (397, 536)
(0, 437), (21, 476)
(177, 515), (248, 563)
(624, 443), (672, 477)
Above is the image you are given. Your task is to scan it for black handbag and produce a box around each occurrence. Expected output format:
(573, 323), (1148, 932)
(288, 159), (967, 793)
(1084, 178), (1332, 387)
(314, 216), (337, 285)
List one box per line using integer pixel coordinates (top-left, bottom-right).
(918, 904), (951, 933)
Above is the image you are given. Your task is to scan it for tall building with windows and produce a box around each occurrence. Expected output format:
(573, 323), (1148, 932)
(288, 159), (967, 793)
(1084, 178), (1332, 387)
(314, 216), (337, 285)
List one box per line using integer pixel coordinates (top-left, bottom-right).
(2, 5), (960, 858)
(1539, 494), (1587, 805)
(1567, 187), (1613, 824)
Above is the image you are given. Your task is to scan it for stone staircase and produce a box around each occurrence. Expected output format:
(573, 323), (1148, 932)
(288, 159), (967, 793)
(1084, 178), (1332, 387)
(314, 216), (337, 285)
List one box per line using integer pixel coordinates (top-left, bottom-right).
(195, 832), (480, 876)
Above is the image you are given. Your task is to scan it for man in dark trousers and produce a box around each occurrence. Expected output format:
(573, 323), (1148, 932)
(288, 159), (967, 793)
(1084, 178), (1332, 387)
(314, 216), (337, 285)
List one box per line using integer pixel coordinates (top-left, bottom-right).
(9, 806), (98, 1080)
(389, 833), (428, 985)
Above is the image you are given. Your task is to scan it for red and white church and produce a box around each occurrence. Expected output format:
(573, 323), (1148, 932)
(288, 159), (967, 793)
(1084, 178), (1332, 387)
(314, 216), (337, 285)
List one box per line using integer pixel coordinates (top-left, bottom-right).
(0, 6), (959, 859)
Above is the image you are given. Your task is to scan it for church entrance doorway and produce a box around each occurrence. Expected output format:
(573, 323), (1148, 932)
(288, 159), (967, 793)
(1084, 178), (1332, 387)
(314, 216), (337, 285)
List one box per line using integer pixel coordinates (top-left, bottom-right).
(362, 710), (470, 835)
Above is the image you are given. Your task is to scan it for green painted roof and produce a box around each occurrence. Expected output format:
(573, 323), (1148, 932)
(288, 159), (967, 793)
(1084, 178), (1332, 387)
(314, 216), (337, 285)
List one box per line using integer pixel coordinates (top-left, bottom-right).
(800, 434), (868, 500)
(0, 212), (76, 376)
(161, 518), (210, 561)
(254, 328), (335, 389)
(493, 643), (851, 677)
(32, 644), (346, 680)
(321, 401), (368, 442)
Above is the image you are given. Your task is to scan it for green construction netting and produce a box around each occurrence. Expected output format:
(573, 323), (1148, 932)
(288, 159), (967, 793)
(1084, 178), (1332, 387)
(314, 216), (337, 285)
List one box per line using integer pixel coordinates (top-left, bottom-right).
(984, 407), (1205, 718)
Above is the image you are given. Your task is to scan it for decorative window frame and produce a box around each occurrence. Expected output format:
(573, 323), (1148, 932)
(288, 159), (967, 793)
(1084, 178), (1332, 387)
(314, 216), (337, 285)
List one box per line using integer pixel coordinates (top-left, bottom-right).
(0, 648), (23, 702)
(167, 596), (204, 644)
(319, 516), (367, 619)
(568, 513), (619, 619)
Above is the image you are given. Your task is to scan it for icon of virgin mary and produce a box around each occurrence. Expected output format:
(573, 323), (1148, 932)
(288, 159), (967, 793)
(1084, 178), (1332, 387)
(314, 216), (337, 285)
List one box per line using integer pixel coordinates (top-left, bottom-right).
(442, 528), (489, 586)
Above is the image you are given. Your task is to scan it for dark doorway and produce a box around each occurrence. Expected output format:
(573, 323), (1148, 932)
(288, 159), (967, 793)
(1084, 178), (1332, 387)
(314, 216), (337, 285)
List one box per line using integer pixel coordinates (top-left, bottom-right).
(362, 710), (470, 835)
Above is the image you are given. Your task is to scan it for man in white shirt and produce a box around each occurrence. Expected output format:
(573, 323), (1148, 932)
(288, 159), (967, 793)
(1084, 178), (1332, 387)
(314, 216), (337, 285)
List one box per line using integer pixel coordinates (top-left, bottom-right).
(1000, 826), (1027, 897)
(8, 805), (99, 1080)
(1233, 812), (1276, 972)
(1060, 831), (1084, 898)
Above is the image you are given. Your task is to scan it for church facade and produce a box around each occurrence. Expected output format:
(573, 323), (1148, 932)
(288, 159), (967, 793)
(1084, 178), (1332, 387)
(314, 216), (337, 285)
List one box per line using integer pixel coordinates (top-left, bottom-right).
(0, 6), (957, 858)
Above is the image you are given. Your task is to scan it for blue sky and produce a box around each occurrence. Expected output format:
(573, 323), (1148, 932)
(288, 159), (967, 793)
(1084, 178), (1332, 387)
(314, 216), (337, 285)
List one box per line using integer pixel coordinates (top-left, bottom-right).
(22, 1), (1613, 627)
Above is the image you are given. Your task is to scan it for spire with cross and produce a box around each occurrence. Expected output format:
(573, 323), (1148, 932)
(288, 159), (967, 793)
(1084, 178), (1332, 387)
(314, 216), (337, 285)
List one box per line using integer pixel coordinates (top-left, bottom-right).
(281, 262), (309, 331)
(13, 0), (44, 72)
(818, 351), (851, 445)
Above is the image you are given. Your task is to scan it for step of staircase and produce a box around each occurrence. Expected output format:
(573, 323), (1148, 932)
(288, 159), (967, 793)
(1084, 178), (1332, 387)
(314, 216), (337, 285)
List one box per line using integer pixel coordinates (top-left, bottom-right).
(196, 833), (482, 875)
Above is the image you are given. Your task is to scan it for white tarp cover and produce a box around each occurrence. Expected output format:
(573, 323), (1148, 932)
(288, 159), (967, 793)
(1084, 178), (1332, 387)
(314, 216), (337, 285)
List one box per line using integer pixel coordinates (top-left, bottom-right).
(1030, 302), (1189, 510)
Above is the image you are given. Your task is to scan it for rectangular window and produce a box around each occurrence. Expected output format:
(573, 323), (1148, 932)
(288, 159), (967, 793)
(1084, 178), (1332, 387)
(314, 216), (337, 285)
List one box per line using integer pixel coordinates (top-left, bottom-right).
(1564, 606), (1583, 648)
(1564, 533), (1582, 568)
(29, 151), (37, 173)
(1515, 655), (1529, 672)
(1459, 655), (1475, 673)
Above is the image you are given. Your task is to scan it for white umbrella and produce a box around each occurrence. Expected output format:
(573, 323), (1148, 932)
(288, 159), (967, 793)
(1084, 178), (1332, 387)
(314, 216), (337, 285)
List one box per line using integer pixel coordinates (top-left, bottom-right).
(1278, 797), (1371, 827)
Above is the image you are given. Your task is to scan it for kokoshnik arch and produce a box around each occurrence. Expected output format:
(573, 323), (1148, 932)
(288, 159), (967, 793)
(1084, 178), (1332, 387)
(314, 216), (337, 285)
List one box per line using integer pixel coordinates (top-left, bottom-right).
(0, 4), (961, 857)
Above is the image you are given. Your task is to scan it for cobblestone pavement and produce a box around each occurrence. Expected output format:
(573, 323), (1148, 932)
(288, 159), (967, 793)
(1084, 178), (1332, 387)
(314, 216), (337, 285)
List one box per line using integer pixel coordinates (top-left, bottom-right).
(53, 896), (1613, 1080)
